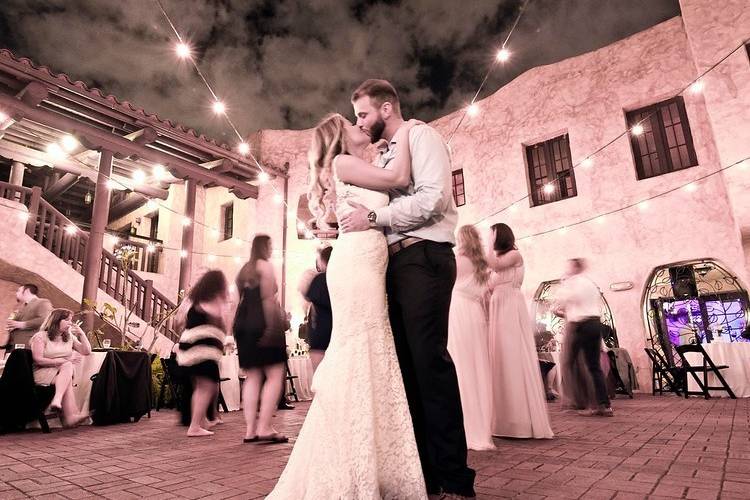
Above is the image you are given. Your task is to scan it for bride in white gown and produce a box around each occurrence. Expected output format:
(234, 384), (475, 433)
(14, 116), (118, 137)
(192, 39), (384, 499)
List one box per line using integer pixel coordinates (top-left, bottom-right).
(267, 114), (427, 499)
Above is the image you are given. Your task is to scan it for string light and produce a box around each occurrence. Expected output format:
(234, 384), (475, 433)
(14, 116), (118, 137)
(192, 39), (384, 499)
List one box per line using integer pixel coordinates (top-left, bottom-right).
(684, 182), (697, 193)
(234, 256), (242, 264)
(175, 42), (191, 59)
(257, 172), (270, 184)
(466, 104), (480, 117)
(637, 200), (649, 211)
(180, 249), (188, 258)
(208, 254), (216, 262)
(145, 200), (158, 211)
(689, 80), (704, 94)
(60, 135), (78, 152)
(595, 215), (606, 224)
(496, 48), (511, 62)
(297, 221), (306, 231)
(212, 101), (226, 115)
(237, 142), (250, 155)
(581, 158), (594, 168)
(147, 243), (156, 253)
(0, 111), (7, 122)
(234, 238), (242, 246)
(543, 183), (555, 194)
(132, 169), (146, 185)
(273, 193), (283, 204)
(105, 179), (117, 190)
(46, 143), (66, 160)
(108, 234), (119, 244)
(210, 228), (220, 239)
(153, 164), (167, 181)
(181, 216), (191, 226)
(631, 124), (645, 136)
(65, 225), (77, 235)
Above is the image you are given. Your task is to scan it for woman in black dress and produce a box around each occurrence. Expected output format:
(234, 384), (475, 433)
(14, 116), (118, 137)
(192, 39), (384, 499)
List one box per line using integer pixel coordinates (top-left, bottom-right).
(176, 270), (230, 437)
(304, 245), (333, 372)
(234, 235), (289, 443)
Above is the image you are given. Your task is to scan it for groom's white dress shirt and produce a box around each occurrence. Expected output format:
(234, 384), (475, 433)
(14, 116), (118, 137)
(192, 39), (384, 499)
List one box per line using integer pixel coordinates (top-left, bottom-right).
(373, 124), (458, 246)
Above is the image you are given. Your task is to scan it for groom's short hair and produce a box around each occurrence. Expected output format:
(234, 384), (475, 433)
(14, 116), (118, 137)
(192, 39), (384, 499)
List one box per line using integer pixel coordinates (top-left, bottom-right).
(351, 79), (401, 116)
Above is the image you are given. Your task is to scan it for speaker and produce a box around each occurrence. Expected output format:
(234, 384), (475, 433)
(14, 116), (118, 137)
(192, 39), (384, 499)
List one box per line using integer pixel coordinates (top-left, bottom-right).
(669, 266), (698, 297)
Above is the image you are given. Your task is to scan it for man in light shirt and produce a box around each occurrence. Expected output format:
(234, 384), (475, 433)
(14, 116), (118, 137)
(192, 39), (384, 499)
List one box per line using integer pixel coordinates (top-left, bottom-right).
(554, 258), (614, 417)
(340, 79), (474, 499)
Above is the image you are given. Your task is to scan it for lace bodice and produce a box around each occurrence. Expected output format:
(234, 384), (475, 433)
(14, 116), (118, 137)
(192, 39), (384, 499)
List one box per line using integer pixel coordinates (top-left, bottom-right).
(334, 174), (390, 222)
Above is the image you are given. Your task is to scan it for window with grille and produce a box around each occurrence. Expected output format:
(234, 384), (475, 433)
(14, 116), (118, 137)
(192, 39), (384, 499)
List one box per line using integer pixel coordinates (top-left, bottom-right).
(221, 202), (234, 240)
(452, 169), (466, 207)
(525, 134), (577, 207)
(626, 96), (698, 180)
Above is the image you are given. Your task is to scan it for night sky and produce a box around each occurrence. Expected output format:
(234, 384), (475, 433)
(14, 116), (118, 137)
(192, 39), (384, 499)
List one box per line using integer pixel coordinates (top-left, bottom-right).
(0, 0), (680, 141)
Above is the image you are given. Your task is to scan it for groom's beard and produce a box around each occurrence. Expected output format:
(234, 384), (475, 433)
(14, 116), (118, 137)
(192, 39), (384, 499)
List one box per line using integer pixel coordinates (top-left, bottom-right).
(369, 117), (386, 144)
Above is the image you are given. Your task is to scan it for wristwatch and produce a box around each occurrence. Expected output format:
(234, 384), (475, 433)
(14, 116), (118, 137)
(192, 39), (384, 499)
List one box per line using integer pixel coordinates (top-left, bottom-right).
(367, 211), (377, 226)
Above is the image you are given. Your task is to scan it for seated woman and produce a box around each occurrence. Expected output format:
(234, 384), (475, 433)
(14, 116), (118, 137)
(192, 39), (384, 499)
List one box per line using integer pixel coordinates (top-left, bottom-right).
(30, 308), (92, 427)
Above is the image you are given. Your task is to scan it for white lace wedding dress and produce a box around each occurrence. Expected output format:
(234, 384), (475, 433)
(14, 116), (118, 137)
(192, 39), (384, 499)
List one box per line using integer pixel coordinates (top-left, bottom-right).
(266, 176), (427, 499)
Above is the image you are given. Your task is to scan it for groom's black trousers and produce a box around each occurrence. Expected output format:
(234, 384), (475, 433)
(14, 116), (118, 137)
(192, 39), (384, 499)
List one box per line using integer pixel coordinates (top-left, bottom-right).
(386, 240), (476, 497)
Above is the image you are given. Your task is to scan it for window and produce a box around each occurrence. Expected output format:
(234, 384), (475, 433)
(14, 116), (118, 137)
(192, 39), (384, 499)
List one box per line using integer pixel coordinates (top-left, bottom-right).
(525, 134), (576, 207)
(626, 96), (698, 180)
(451, 169), (466, 207)
(221, 202), (234, 240)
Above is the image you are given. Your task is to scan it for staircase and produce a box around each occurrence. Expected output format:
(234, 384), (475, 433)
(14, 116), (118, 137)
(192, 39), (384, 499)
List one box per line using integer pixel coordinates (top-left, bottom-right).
(0, 181), (179, 346)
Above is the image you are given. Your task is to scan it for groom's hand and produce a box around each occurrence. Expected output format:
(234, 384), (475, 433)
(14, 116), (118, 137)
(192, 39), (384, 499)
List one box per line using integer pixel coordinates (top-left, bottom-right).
(339, 202), (371, 233)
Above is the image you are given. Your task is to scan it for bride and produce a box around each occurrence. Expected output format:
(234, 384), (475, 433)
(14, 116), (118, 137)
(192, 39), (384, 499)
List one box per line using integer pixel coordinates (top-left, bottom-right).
(266, 114), (426, 499)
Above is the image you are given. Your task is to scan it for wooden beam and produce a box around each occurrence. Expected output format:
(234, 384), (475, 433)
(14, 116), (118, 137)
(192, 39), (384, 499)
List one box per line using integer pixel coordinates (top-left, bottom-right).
(17, 81), (48, 107)
(44, 172), (80, 201)
(108, 192), (149, 222)
(0, 93), (257, 199)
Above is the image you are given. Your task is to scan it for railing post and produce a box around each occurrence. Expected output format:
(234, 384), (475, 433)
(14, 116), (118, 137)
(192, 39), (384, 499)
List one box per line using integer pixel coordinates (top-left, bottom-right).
(26, 186), (41, 237)
(143, 280), (153, 323)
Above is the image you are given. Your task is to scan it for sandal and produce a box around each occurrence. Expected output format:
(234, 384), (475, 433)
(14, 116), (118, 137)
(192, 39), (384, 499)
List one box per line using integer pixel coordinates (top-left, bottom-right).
(257, 433), (288, 444)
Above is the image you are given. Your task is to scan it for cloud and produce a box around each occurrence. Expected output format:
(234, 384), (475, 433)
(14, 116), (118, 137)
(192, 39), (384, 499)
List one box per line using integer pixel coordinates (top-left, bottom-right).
(0, 0), (679, 139)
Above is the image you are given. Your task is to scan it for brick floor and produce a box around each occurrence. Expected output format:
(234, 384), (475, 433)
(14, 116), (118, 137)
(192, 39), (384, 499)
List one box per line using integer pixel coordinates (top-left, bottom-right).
(1, 395), (748, 499)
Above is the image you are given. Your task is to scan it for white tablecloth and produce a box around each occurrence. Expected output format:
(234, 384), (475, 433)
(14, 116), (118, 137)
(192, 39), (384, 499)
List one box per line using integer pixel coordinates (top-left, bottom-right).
(219, 354), (241, 411)
(684, 342), (750, 398)
(73, 351), (108, 414)
(288, 356), (314, 401)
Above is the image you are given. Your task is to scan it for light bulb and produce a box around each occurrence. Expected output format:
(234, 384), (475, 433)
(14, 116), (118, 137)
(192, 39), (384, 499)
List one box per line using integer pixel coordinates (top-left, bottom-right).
(234, 238), (242, 246)
(689, 80), (704, 94)
(0, 111), (7, 122)
(65, 225), (77, 235)
(212, 101), (226, 115)
(496, 48), (511, 62)
(60, 135), (78, 152)
(581, 158), (593, 168)
(180, 250), (188, 258)
(273, 193), (283, 204)
(175, 42), (191, 59)
(297, 221), (306, 231)
(210, 228), (220, 239)
(146, 244), (156, 253)
(106, 179), (117, 190)
(46, 143), (66, 160)
(153, 164), (167, 181)
(638, 201), (649, 211)
(234, 256), (242, 264)
(182, 217), (191, 226)
(257, 172), (270, 184)
(543, 183), (555, 194)
(466, 104), (479, 117)
(132, 169), (146, 185)
(684, 183), (697, 193)
(238, 142), (250, 155)
(631, 124), (644, 136)
(208, 254), (216, 262)
(146, 200), (158, 211)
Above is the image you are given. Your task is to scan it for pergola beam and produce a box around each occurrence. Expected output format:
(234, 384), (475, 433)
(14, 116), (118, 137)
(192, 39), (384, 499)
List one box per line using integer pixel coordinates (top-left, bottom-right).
(44, 172), (80, 201)
(0, 93), (258, 200)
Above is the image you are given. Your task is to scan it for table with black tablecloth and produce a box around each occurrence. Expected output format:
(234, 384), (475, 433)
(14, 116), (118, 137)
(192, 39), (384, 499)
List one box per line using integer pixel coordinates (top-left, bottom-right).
(88, 349), (152, 425)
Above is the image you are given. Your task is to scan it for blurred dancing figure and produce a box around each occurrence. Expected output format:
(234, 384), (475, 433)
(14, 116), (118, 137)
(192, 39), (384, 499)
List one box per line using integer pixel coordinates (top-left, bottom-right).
(304, 246), (333, 372)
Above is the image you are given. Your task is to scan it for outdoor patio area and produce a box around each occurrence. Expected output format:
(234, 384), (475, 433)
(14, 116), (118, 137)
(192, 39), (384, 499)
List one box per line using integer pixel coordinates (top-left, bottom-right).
(1, 395), (748, 499)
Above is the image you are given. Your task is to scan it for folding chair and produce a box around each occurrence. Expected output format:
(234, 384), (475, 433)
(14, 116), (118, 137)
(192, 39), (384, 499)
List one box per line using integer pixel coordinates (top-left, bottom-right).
(674, 344), (736, 399)
(285, 359), (299, 403)
(607, 350), (633, 398)
(644, 348), (684, 396)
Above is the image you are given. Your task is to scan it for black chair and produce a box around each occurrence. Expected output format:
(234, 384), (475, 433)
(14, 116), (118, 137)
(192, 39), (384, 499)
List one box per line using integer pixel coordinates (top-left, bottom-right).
(285, 359), (299, 403)
(674, 344), (736, 399)
(217, 378), (230, 413)
(644, 347), (684, 396)
(156, 356), (181, 411)
(607, 350), (633, 399)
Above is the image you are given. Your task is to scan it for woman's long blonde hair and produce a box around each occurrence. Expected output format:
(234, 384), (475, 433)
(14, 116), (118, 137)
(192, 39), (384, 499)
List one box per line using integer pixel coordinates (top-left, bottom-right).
(457, 225), (490, 284)
(308, 113), (350, 229)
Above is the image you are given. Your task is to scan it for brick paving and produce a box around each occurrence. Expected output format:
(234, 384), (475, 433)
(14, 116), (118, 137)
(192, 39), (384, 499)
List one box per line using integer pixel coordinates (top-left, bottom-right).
(1, 395), (749, 499)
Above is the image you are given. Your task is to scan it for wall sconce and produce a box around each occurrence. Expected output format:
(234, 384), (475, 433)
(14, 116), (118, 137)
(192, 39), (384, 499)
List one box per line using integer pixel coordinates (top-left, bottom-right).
(609, 281), (633, 292)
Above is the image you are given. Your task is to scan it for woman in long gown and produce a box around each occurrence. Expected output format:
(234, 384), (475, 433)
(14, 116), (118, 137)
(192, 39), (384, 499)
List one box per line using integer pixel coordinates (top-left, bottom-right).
(267, 114), (427, 499)
(487, 223), (553, 439)
(447, 225), (495, 451)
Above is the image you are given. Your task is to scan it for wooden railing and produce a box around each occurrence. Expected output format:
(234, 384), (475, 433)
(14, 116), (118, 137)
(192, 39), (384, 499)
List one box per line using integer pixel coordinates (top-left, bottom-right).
(0, 182), (178, 342)
(113, 238), (161, 273)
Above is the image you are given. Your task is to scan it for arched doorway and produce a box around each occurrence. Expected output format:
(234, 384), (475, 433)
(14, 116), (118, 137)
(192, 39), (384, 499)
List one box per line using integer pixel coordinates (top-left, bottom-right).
(532, 279), (618, 351)
(642, 259), (750, 365)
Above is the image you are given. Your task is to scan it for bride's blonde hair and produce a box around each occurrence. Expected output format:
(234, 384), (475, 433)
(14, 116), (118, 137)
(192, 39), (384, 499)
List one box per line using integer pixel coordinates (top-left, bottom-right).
(308, 113), (351, 230)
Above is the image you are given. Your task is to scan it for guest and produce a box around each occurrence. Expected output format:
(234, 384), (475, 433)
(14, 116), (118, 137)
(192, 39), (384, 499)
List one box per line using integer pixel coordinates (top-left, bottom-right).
(234, 235), (290, 443)
(448, 225), (495, 451)
(176, 270), (231, 437)
(553, 258), (614, 417)
(29, 308), (91, 427)
(304, 246), (333, 372)
(3, 284), (53, 352)
(487, 223), (553, 439)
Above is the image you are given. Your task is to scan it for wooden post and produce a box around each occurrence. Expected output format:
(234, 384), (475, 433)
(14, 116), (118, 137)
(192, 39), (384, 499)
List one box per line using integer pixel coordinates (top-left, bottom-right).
(143, 279), (153, 323)
(178, 179), (196, 298)
(9, 161), (24, 186)
(82, 150), (113, 332)
(26, 186), (41, 237)
(281, 174), (289, 310)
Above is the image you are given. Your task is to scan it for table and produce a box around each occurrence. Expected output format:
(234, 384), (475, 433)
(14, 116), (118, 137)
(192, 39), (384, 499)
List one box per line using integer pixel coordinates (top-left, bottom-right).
(684, 342), (750, 397)
(288, 355), (314, 401)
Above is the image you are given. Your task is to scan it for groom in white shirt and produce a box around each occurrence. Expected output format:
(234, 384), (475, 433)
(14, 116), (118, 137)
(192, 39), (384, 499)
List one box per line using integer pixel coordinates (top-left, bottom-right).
(340, 79), (475, 499)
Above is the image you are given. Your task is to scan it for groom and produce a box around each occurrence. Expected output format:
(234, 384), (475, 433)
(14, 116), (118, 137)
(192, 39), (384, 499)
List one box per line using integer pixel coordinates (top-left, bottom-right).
(340, 79), (476, 499)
